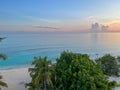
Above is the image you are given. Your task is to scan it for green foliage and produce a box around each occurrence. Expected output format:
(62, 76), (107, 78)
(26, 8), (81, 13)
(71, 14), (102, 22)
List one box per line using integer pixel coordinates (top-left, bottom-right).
(116, 82), (120, 87)
(0, 37), (6, 42)
(0, 37), (7, 87)
(0, 53), (7, 60)
(27, 51), (118, 90)
(109, 81), (117, 88)
(96, 54), (119, 76)
(0, 75), (8, 87)
(0, 37), (7, 60)
(55, 51), (115, 90)
(0, 38), (4, 42)
(117, 56), (120, 62)
(26, 57), (54, 90)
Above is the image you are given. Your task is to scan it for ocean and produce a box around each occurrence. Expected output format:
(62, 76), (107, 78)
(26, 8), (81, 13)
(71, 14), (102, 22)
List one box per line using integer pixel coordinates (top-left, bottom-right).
(0, 32), (120, 68)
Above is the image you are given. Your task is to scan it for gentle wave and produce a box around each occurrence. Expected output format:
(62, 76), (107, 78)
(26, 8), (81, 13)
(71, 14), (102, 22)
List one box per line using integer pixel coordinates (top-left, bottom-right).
(0, 32), (120, 68)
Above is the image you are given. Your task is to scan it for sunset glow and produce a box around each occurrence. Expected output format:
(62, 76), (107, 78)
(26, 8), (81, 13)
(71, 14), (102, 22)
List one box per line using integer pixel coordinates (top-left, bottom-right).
(0, 0), (120, 32)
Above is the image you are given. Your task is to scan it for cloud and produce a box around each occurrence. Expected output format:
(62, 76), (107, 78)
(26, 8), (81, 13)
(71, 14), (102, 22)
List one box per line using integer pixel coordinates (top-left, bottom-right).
(24, 16), (61, 24)
(91, 22), (99, 32)
(90, 22), (110, 32)
(101, 25), (109, 32)
(32, 25), (60, 30)
(88, 16), (99, 23)
(0, 25), (60, 32)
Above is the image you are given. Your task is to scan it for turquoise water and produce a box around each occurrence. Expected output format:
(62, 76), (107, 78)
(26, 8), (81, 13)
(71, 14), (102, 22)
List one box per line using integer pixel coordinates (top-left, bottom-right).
(0, 32), (120, 68)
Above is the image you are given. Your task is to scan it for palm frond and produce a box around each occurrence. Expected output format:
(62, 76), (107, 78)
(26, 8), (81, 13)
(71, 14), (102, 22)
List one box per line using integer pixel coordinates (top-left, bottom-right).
(0, 75), (2, 79)
(0, 53), (7, 60)
(0, 37), (6, 42)
(0, 81), (8, 87)
(27, 56), (54, 89)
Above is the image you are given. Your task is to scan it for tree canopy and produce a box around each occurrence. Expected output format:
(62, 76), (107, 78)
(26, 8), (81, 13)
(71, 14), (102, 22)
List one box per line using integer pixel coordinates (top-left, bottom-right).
(26, 57), (54, 90)
(27, 51), (117, 90)
(55, 51), (115, 90)
(96, 54), (120, 76)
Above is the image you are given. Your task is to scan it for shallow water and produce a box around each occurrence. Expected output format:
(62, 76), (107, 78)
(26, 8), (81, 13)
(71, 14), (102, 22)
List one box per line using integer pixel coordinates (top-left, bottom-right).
(0, 32), (120, 68)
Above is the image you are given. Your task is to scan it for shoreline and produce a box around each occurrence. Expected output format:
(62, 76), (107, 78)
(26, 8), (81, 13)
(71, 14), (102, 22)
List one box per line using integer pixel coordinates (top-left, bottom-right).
(0, 64), (31, 70)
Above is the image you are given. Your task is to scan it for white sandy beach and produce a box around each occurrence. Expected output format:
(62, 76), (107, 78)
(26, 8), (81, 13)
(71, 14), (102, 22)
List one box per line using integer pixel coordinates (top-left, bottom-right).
(0, 67), (120, 90)
(0, 67), (31, 90)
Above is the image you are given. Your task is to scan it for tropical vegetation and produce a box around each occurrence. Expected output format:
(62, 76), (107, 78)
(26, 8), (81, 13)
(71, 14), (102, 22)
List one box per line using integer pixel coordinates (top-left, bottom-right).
(27, 51), (118, 90)
(96, 54), (120, 76)
(0, 37), (7, 87)
(26, 57), (54, 90)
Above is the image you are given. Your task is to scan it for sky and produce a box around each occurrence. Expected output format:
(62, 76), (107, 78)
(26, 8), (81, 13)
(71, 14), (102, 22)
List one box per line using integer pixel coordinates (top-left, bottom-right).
(0, 0), (120, 32)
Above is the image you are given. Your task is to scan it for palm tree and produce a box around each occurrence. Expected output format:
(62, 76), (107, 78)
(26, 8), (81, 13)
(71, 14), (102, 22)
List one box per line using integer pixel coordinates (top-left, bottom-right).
(26, 56), (53, 90)
(0, 37), (6, 42)
(0, 75), (7, 87)
(0, 38), (3, 42)
(0, 37), (7, 60)
(0, 37), (8, 87)
(0, 53), (6, 60)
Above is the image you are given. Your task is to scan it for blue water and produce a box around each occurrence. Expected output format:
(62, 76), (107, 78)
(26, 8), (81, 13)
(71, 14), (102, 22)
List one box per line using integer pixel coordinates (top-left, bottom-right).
(0, 32), (120, 68)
